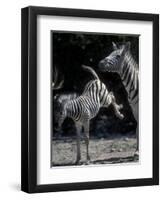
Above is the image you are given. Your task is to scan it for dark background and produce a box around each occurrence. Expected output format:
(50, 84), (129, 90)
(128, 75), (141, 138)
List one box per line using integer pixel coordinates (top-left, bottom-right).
(52, 31), (139, 139)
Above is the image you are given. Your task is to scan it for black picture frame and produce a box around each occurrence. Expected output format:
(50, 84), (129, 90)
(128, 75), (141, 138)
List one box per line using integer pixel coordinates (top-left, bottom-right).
(21, 6), (159, 193)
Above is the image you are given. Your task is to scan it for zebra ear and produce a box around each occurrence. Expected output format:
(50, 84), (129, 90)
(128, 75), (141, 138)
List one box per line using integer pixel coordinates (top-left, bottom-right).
(112, 42), (118, 50)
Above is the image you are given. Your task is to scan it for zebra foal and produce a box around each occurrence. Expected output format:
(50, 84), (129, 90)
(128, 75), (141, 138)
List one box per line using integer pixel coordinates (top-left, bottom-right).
(53, 65), (124, 164)
(98, 42), (139, 155)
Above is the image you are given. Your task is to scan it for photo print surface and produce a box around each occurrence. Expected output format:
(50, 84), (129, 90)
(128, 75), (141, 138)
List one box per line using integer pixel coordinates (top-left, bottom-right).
(51, 31), (139, 167)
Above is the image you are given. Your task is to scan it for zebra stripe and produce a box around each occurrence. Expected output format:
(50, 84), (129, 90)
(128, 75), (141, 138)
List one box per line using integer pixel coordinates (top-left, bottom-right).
(65, 80), (109, 122)
(98, 42), (139, 153)
(54, 66), (124, 164)
(99, 44), (139, 106)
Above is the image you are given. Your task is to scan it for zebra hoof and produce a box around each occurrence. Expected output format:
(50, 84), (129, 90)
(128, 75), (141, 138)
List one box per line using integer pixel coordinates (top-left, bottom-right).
(75, 159), (82, 165)
(85, 160), (91, 165)
(85, 155), (91, 165)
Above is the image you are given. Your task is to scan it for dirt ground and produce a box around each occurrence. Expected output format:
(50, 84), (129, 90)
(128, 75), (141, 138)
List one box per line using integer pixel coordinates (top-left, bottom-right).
(52, 136), (138, 166)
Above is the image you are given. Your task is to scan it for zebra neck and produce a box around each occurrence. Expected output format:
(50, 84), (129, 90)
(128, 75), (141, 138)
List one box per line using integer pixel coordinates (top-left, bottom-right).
(65, 101), (73, 119)
(120, 52), (138, 104)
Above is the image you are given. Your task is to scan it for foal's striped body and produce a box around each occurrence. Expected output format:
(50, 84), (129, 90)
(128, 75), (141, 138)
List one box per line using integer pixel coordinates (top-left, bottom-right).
(54, 65), (123, 164)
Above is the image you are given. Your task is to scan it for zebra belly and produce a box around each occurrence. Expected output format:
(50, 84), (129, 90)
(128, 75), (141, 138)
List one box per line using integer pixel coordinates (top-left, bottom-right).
(89, 106), (100, 119)
(83, 97), (100, 119)
(68, 96), (100, 123)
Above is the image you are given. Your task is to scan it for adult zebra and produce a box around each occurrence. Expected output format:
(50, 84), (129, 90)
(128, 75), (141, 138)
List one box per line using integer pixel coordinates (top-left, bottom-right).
(53, 65), (124, 164)
(98, 42), (139, 155)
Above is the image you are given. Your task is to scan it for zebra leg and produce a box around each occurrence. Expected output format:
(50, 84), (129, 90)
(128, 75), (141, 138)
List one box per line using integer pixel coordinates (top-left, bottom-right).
(75, 124), (82, 164)
(132, 107), (139, 157)
(110, 92), (124, 119)
(134, 125), (139, 157)
(83, 121), (90, 164)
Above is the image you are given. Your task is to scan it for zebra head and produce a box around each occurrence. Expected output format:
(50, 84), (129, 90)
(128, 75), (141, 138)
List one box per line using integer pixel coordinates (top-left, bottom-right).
(53, 95), (67, 131)
(98, 42), (131, 74)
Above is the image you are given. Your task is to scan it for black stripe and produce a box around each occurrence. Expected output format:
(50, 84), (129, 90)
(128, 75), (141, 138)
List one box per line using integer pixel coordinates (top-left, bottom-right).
(101, 88), (106, 104)
(72, 100), (76, 118)
(131, 88), (138, 101)
(129, 81), (134, 94)
(85, 97), (92, 116)
(73, 101), (77, 118)
(99, 81), (103, 99)
(122, 64), (129, 82)
(103, 91), (108, 105)
(129, 70), (135, 93)
(74, 101), (79, 119)
(73, 100), (78, 119)
(69, 103), (72, 117)
(76, 99), (82, 121)
(125, 68), (131, 87)
(91, 84), (96, 112)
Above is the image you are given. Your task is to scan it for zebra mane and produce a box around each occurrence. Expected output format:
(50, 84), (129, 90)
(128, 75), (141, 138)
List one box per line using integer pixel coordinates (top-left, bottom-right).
(122, 50), (138, 72)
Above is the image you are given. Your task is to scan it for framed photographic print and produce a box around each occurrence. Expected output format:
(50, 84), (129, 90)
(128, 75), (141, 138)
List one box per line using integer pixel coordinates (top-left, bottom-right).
(21, 6), (159, 193)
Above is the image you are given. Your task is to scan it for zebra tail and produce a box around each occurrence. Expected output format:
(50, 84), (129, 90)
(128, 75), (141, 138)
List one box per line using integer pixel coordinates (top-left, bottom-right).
(82, 65), (99, 80)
